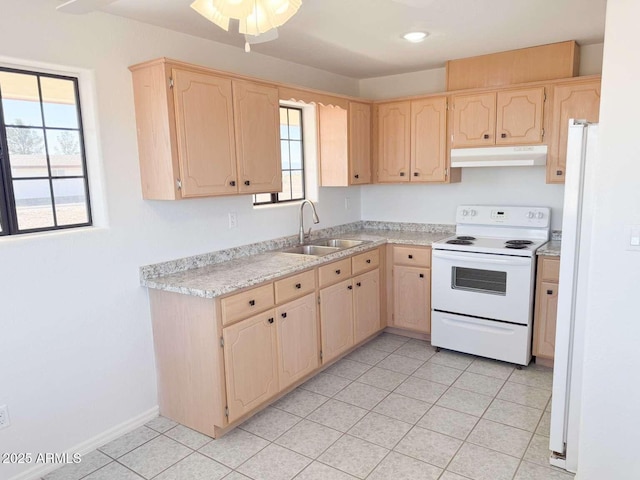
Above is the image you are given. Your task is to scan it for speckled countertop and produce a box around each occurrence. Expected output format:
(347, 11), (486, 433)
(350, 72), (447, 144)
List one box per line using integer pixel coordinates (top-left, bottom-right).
(537, 240), (562, 256)
(141, 222), (453, 299)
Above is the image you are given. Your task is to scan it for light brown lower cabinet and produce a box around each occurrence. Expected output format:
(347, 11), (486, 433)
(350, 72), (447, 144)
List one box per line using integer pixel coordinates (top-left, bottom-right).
(223, 309), (279, 423)
(275, 294), (319, 390)
(319, 278), (355, 364)
(353, 269), (381, 343)
(533, 256), (560, 361)
(393, 265), (431, 333)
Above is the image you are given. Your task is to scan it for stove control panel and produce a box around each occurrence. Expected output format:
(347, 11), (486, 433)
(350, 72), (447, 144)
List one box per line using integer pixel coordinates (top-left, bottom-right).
(456, 205), (550, 228)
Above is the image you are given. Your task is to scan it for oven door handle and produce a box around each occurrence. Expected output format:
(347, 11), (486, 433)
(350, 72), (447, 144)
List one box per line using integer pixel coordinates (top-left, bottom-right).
(432, 250), (532, 266)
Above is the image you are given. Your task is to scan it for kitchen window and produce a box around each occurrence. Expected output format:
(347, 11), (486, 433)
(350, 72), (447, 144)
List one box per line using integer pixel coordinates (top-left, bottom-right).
(0, 67), (91, 236)
(254, 106), (305, 205)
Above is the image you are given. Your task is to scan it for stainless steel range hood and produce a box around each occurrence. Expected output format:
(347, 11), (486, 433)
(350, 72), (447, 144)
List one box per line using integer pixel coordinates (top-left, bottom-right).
(450, 145), (547, 167)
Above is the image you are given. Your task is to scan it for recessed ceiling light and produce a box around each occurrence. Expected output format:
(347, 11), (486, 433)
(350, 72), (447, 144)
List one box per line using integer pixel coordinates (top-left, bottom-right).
(403, 31), (429, 43)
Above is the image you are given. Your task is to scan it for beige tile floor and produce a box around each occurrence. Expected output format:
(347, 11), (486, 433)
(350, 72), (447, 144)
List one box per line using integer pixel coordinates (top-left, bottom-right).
(43, 333), (573, 480)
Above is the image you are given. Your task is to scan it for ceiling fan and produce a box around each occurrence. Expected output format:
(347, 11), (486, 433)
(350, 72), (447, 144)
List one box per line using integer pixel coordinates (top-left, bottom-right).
(56, 0), (117, 14)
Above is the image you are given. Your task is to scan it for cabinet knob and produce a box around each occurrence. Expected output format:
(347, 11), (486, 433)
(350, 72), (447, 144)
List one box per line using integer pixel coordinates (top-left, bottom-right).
(419, 273), (425, 278)
(408, 254), (413, 259)
(356, 282), (361, 287)
(249, 300), (256, 306)
(347, 285), (353, 290)
(366, 259), (371, 264)
(229, 180), (236, 186)
(354, 174), (359, 179)
(281, 312), (287, 318)
(335, 269), (341, 275)
(244, 180), (251, 186)
(295, 283), (302, 289)
(399, 172), (405, 176)
(547, 289), (554, 295)
(501, 133), (507, 138)
(483, 134), (490, 139)
(556, 170), (564, 176)
(413, 172), (419, 177)
(268, 317), (274, 324)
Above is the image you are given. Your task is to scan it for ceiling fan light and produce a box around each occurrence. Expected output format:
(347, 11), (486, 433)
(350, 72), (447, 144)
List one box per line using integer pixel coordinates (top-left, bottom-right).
(191, 0), (231, 30)
(210, 0), (255, 18)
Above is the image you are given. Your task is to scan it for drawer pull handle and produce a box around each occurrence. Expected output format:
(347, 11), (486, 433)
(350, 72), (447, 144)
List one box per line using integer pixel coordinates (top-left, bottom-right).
(295, 283), (302, 289)
(347, 285), (353, 290)
(399, 172), (406, 176)
(268, 318), (274, 324)
(356, 282), (361, 287)
(249, 300), (256, 306)
(281, 312), (287, 318)
(366, 259), (371, 264)
(547, 289), (554, 295)
(483, 134), (490, 139)
(413, 172), (419, 176)
(501, 133), (507, 138)
(419, 273), (424, 278)
(408, 254), (413, 259)
(336, 269), (341, 275)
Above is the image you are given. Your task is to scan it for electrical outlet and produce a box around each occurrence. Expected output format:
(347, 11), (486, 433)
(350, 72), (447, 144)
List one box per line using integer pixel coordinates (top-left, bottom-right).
(228, 212), (237, 229)
(345, 197), (351, 210)
(0, 405), (10, 430)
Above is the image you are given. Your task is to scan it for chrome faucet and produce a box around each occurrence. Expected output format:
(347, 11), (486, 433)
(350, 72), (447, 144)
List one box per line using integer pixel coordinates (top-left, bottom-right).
(299, 199), (320, 244)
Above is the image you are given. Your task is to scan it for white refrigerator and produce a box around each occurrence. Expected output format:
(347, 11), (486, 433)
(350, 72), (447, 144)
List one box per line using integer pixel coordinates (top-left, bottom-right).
(549, 120), (599, 473)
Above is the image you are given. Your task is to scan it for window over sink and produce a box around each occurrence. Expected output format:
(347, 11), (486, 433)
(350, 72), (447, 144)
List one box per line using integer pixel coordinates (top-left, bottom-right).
(253, 105), (306, 206)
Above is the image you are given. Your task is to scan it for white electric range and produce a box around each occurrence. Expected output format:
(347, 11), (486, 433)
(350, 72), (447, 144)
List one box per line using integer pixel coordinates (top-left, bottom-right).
(431, 205), (551, 366)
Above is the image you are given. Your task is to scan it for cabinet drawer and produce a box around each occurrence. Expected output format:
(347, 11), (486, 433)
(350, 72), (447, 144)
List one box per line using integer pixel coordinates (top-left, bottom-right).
(318, 258), (352, 288)
(352, 249), (380, 275)
(221, 284), (275, 326)
(539, 256), (560, 283)
(274, 270), (316, 304)
(393, 246), (431, 267)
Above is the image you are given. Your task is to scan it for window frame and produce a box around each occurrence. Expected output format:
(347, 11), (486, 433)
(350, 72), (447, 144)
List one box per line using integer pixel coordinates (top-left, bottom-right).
(0, 66), (92, 236)
(253, 105), (306, 206)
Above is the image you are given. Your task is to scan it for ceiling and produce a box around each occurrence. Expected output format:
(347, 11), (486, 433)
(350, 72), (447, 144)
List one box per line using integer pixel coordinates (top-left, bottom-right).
(86, 0), (607, 79)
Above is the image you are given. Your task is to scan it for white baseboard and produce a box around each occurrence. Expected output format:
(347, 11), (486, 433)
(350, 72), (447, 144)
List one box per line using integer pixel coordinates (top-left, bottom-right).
(9, 406), (159, 480)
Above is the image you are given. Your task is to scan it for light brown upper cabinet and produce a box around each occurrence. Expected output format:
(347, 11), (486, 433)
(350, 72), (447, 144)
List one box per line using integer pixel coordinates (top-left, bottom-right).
(349, 101), (372, 184)
(451, 87), (545, 148)
(129, 59), (281, 199)
(233, 80), (282, 194)
(377, 97), (451, 183)
(547, 80), (601, 183)
(318, 101), (372, 186)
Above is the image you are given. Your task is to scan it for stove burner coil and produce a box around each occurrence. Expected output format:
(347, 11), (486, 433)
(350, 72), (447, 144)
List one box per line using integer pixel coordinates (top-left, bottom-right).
(505, 244), (528, 249)
(505, 240), (533, 245)
(447, 239), (473, 245)
(456, 236), (476, 241)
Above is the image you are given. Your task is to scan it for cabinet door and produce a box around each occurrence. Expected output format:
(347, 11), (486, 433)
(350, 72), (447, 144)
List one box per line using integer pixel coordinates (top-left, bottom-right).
(233, 80), (282, 193)
(393, 266), (431, 333)
(353, 269), (381, 344)
(223, 309), (278, 422)
(377, 101), (411, 182)
(548, 81), (601, 183)
(451, 92), (496, 148)
(318, 105), (349, 186)
(411, 96), (448, 182)
(172, 69), (237, 197)
(319, 279), (354, 363)
(276, 294), (319, 390)
(495, 87), (545, 145)
(349, 101), (372, 185)
(533, 282), (558, 359)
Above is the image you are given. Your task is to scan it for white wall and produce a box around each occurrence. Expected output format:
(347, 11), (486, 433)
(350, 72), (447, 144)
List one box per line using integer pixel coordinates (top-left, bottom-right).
(0, 2), (360, 479)
(359, 44), (604, 230)
(361, 167), (566, 230)
(576, 1), (640, 478)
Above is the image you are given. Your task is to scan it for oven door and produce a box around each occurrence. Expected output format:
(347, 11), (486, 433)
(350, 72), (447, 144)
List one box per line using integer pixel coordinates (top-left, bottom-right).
(431, 249), (535, 325)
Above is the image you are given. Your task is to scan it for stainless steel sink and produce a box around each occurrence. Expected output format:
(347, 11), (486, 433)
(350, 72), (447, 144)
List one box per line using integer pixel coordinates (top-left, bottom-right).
(282, 245), (341, 256)
(311, 238), (365, 248)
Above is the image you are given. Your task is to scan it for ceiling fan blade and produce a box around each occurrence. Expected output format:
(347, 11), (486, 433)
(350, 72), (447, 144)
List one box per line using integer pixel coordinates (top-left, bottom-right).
(56, 0), (117, 14)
